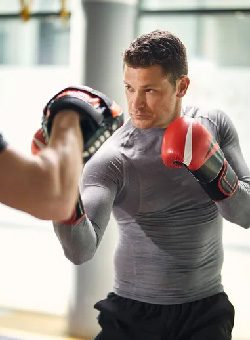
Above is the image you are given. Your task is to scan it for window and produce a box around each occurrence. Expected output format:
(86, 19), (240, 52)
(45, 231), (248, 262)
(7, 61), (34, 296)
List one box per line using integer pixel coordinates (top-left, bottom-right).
(138, 0), (250, 66)
(0, 0), (70, 65)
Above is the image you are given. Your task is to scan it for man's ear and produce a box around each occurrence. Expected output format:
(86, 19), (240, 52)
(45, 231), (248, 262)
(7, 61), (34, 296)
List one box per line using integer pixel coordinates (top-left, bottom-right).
(176, 76), (190, 98)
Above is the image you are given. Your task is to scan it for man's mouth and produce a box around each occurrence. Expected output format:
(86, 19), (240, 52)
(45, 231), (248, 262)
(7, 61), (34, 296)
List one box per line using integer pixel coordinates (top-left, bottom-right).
(133, 113), (150, 119)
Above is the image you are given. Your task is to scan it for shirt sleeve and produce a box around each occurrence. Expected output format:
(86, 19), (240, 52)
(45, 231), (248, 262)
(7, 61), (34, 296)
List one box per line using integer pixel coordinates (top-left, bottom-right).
(53, 147), (123, 264)
(215, 111), (250, 229)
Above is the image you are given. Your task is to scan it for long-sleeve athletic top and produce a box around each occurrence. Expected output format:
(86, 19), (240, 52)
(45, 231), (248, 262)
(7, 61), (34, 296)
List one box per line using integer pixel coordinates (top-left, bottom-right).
(54, 106), (250, 305)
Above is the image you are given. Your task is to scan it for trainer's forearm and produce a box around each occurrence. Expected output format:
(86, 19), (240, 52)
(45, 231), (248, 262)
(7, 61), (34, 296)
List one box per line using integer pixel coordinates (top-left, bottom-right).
(46, 110), (83, 214)
(34, 110), (84, 220)
(0, 110), (83, 220)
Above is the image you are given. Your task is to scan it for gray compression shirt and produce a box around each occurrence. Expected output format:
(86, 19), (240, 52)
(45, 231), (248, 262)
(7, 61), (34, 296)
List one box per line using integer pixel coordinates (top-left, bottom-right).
(54, 106), (250, 305)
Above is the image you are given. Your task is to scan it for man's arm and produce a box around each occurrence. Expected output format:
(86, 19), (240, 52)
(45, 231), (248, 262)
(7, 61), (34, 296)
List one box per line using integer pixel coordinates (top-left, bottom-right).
(0, 110), (83, 220)
(215, 112), (250, 229)
(40, 85), (124, 264)
(161, 110), (250, 229)
(53, 149), (121, 265)
(53, 185), (116, 265)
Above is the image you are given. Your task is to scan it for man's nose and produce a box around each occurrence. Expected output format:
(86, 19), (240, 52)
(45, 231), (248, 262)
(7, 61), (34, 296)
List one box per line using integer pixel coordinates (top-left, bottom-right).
(133, 93), (145, 110)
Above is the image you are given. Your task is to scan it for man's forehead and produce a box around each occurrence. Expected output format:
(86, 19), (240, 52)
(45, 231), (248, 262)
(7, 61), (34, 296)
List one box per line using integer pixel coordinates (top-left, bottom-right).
(123, 66), (169, 87)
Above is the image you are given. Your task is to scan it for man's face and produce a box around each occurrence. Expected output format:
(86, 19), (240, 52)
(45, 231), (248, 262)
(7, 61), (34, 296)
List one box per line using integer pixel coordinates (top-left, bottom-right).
(123, 64), (189, 129)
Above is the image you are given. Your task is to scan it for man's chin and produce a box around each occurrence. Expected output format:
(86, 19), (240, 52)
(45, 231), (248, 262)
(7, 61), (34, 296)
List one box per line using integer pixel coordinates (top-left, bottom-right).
(131, 118), (154, 129)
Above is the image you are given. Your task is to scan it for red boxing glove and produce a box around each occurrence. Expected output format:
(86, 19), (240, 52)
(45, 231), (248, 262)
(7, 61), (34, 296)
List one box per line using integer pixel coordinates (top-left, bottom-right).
(161, 116), (238, 201)
(31, 128), (84, 224)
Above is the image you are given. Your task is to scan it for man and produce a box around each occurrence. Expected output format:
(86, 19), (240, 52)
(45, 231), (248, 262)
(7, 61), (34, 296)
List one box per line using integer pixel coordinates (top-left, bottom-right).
(48, 31), (250, 339)
(0, 108), (83, 221)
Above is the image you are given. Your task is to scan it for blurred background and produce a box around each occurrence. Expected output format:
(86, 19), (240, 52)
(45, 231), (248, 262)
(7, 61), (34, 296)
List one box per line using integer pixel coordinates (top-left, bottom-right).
(0, 0), (250, 339)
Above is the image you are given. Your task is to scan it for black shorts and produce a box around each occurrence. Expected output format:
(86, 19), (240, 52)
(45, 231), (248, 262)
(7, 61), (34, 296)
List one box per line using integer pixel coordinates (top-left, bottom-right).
(94, 292), (234, 340)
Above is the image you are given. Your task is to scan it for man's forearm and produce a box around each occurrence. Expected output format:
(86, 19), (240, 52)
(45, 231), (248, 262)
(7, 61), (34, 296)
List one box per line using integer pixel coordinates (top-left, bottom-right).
(216, 180), (250, 229)
(53, 216), (98, 265)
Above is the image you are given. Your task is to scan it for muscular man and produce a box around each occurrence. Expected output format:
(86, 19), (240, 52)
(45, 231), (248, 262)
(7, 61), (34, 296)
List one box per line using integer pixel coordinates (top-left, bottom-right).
(0, 108), (83, 221)
(51, 31), (250, 339)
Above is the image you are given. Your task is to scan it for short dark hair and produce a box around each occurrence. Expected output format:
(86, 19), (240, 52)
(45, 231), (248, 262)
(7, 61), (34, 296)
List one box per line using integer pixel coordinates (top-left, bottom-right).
(123, 30), (188, 84)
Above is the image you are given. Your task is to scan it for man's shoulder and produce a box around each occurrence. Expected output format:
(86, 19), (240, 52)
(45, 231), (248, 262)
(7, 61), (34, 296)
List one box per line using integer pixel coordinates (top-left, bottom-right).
(182, 105), (236, 145)
(182, 105), (226, 119)
(182, 105), (231, 130)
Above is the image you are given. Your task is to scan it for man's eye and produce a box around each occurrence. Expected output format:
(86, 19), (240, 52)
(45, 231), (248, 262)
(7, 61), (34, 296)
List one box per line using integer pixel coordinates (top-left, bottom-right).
(125, 86), (133, 93)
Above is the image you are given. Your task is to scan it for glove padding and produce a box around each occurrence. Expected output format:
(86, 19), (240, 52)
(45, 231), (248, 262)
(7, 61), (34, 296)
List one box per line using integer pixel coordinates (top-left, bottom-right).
(42, 85), (124, 162)
(161, 116), (238, 201)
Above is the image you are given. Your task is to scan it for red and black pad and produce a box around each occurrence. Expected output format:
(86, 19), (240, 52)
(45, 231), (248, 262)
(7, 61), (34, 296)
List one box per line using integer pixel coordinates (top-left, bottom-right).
(42, 85), (124, 161)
